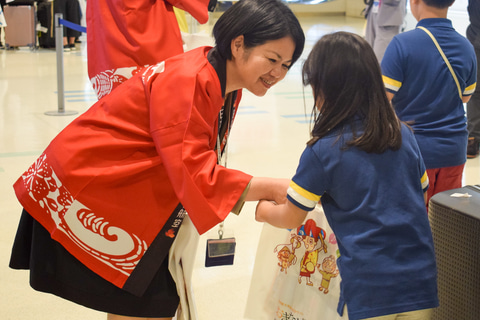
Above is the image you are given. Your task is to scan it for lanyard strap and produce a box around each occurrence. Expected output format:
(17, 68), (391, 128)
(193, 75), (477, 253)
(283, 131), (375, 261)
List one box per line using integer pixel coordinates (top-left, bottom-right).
(122, 203), (185, 297)
(417, 26), (462, 100)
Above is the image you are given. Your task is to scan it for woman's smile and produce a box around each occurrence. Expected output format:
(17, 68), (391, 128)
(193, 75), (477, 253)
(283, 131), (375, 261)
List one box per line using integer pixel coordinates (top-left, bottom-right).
(226, 36), (295, 96)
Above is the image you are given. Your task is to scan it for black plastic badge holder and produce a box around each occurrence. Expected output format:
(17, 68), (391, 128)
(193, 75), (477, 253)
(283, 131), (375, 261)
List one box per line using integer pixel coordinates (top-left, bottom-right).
(205, 237), (236, 267)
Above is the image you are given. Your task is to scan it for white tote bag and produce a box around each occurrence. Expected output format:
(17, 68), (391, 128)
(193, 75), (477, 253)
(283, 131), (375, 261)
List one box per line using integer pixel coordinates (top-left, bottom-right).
(169, 214), (200, 320)
(245, 205), (347, 320)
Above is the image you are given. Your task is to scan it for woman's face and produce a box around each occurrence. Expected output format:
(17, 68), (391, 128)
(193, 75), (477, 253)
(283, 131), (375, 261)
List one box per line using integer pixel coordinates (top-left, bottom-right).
(229, 36), (296, 96)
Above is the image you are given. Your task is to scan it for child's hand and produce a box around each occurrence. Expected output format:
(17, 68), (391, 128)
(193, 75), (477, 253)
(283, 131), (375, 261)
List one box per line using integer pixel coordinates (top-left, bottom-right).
(255, 199), (277, 223)
(255, 196), (308, 229)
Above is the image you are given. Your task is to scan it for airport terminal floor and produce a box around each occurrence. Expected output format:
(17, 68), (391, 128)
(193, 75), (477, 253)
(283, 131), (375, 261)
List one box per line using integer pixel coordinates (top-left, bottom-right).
(1, 3), (478, 320)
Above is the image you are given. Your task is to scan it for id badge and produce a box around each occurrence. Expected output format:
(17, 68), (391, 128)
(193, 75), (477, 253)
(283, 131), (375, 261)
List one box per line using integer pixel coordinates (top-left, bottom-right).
(372, 0), (380, 13)
(205, 237), (236, 267)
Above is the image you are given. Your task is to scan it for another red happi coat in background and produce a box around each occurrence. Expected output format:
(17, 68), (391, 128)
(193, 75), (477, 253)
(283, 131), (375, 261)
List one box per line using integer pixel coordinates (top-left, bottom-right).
(86, 0), (211, 99)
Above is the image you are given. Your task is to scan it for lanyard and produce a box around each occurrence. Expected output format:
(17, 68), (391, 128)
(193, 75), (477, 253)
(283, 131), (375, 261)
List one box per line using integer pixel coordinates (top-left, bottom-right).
(215, 92), (236, 237)
(417, 26), (462, 100)
(216, 92), (236, 166)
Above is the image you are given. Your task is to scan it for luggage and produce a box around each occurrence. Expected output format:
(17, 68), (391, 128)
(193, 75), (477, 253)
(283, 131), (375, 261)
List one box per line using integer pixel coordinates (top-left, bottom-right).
(7, 0), (36, 6)
(37, 1), (55, 48)
(4, 5), (36, 49)
(4, 0), (36, 5)
(429, 185), (480, 320)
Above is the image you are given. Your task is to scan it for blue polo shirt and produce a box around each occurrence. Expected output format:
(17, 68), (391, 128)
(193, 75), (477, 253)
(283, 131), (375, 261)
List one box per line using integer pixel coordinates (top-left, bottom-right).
(382, 18), (476, 169)
(287, 123), (438, 320)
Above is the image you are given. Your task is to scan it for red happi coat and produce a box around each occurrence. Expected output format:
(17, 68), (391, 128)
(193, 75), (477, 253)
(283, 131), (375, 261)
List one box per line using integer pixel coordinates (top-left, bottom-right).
(86, 0), (211, 99)
(14, 47), (251, 295)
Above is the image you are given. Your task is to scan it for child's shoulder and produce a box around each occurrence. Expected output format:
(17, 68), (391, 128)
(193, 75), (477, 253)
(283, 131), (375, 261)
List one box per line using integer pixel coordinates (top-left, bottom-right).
(389, 26), (426, 45)
(390, 19), (471, 53)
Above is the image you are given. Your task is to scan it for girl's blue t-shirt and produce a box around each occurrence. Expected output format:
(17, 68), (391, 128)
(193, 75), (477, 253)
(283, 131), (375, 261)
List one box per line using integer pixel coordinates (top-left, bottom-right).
(287, 123), (438, 320)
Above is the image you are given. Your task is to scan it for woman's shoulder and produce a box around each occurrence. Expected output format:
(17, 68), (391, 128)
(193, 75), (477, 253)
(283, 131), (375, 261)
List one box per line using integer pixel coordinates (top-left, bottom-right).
(165, 46), (212, 74)
(143, 47), (220, 94)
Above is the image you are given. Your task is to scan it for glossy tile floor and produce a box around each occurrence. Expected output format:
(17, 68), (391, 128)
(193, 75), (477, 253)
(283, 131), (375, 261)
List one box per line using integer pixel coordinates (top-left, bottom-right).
(1, 6), (479, 320)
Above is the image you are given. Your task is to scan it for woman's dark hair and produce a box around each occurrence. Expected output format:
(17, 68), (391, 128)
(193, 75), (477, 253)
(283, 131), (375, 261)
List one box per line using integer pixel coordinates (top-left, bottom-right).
(302, 32), (402, 153)
(213, 0), (305, 66)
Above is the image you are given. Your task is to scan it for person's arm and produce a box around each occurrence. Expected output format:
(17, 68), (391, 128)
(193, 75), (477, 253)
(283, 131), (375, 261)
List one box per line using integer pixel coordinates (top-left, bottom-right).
(386, 91), (395, 101)
(245, 177), (290, 204)
(166, 0), (211, 24)
(381, 37), (403, 102)
(462, 95), (472, 103)
(255, 199), (308, 229)
(230, 177), (290, 216)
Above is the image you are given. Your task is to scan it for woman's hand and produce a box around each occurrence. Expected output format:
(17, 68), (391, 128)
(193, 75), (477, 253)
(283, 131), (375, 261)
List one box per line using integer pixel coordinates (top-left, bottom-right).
(271, 178), (290, 204)
(255, 198), (308, 229)
(246, 177), (290, 203)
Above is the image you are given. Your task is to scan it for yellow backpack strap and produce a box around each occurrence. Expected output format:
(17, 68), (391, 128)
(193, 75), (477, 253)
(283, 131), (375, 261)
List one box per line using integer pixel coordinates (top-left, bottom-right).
(417, 26), (462, 100)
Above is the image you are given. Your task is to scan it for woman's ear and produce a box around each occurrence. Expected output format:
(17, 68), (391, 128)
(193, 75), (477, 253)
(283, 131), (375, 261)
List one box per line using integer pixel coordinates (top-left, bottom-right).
(230, 35), (245, 59)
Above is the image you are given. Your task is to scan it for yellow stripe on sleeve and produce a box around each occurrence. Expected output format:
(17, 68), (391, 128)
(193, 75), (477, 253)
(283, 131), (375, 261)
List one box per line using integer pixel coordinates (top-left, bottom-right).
(464, 82), (476, 96)
(382, 75), (402, 92)
(289, 181), (321, 202)
(421, 171), (429, 191)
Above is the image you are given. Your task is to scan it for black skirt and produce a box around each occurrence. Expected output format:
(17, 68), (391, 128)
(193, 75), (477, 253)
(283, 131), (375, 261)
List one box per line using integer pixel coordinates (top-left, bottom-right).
(9, 209), (179, 317)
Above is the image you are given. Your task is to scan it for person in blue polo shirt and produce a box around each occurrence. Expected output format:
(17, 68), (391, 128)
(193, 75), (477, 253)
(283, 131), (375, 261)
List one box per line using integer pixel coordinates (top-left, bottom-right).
(255, 32), (438, 320)
(382, 0), (477, 205)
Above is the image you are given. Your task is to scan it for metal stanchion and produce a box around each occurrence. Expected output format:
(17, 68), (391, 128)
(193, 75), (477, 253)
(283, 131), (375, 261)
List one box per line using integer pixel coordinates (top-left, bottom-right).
(45, 13), (78, 116)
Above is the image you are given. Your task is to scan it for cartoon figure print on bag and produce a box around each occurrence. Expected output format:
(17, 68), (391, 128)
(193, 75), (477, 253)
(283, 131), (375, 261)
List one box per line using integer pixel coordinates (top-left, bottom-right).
(317, 255), (339, 294)
(274, 235), (302, 274)
(273, 218), (339, 293)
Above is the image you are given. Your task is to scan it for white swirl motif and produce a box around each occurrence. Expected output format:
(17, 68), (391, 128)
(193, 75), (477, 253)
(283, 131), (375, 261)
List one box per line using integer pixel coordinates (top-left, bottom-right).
(64, 202), (135, 256)
(22, 153), (147, 274)
(91, 67), (138, 99)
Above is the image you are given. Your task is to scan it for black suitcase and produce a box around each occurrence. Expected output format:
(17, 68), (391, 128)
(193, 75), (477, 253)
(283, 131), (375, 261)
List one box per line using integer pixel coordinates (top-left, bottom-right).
(37, 1), (55, 48)
(429, 185), (480, 320)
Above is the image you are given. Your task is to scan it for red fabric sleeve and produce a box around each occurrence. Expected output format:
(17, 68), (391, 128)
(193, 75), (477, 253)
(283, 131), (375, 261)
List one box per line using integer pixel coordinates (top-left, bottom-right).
(165, 0), (211, 24)
(148, 51), (252, 234)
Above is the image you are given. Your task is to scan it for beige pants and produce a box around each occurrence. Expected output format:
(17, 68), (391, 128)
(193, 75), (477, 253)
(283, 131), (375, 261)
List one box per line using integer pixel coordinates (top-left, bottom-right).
(362, 308), (433, 320)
